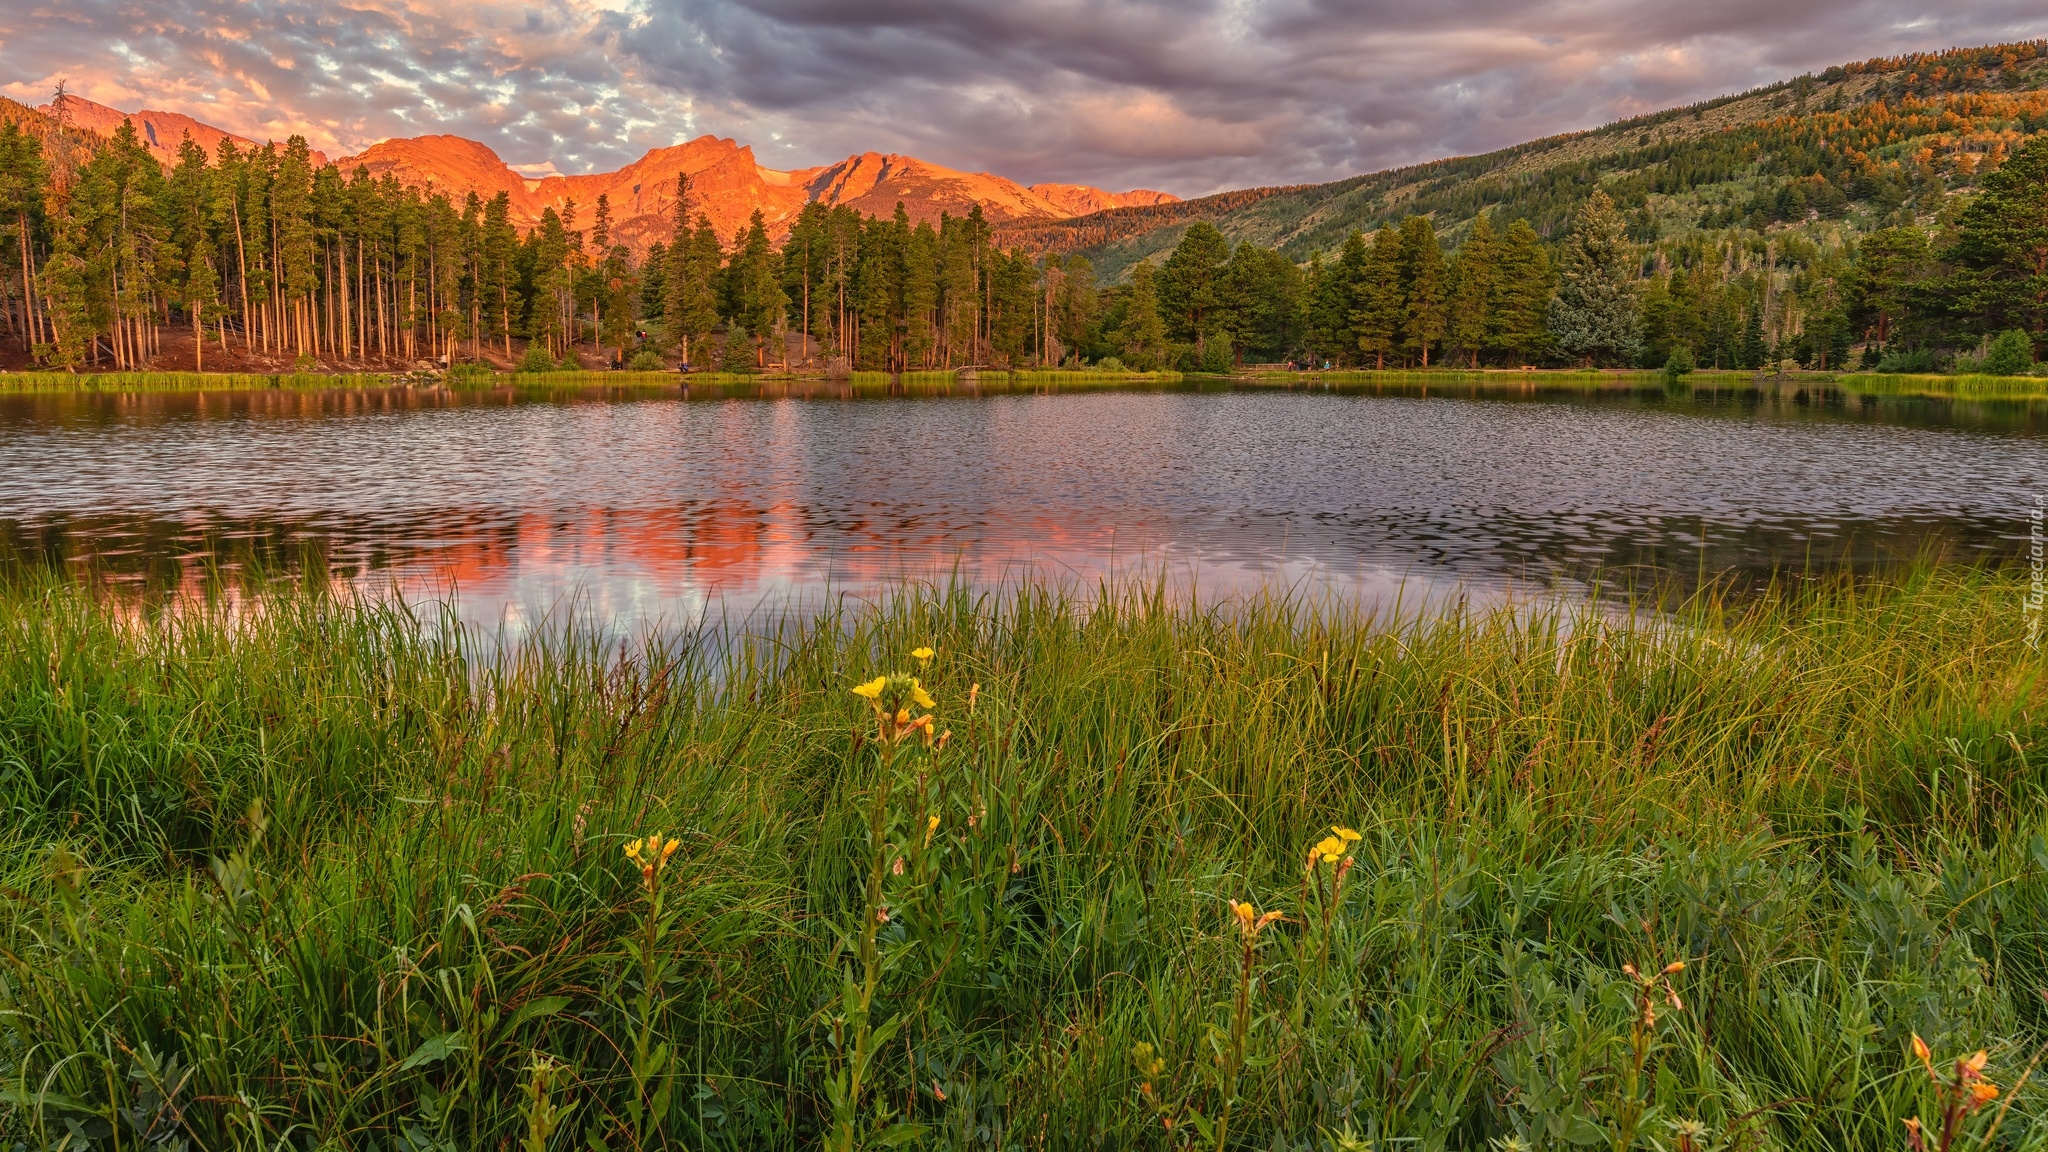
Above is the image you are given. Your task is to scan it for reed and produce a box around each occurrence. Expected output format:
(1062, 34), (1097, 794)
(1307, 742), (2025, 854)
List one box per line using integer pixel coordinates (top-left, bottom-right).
(0, 565), (2042, 1150)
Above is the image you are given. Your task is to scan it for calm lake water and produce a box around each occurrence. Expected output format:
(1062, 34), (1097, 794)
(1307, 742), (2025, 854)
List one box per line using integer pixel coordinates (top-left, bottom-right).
(3, 378), (2041, 633)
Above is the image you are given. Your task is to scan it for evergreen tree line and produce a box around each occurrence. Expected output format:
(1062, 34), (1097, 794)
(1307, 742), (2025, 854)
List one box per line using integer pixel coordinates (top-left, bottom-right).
(1123, 133), (2045, 373)
(1, 110), (2040, 375)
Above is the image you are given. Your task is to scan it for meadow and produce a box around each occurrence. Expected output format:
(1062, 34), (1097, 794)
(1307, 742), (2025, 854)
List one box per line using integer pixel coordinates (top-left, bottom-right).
(0, 564), (2043, 1150)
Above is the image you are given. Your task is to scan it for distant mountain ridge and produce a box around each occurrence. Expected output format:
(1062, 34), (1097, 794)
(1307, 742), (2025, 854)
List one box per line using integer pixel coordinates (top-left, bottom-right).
(38, 94), (1177, 256)
(37, 94), (330, 168)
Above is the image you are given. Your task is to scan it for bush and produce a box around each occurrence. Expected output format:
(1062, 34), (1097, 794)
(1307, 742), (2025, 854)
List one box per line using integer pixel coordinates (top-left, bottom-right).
(720, 329), (758, 374)
(1176, 334), (1234, 374)
(1093, 357), (1127, 374)
(445, 362), (494, 386)
(627, 349), (666, 372)
(515, 344), (559, 373)
(1201, 331), (1234, 374)
(1662, 344), (1695, 381)
(1982, 329), (2035, 376)
(1875, 346), (1940, 374)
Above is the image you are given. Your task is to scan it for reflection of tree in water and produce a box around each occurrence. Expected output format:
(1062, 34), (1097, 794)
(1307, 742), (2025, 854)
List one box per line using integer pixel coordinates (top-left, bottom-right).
(0, 380), (2037, 611)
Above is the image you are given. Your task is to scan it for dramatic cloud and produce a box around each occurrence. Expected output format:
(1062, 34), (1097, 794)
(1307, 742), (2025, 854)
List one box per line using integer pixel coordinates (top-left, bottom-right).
(4, 0), (2046, 194)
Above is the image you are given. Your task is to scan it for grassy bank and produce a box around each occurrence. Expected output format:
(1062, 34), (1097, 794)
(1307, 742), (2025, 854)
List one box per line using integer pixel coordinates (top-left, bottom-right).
(1, 568), (2044, 1150)
(0, 370), (402, 392)
(1243, 368), (2048, 404)
(1834, 372), (2048, 402)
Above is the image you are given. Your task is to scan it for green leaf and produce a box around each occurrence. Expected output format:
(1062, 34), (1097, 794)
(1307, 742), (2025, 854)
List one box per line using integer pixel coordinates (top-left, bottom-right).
(508, 995), (572, 1031)
(397, 1031), (468, 1071)
(873, 1122), (928, 1147)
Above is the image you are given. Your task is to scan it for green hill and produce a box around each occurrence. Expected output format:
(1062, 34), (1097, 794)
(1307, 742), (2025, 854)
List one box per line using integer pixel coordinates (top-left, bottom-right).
(996, 41), (2048, 282)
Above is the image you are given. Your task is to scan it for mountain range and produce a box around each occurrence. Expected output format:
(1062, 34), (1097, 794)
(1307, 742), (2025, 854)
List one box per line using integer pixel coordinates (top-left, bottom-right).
(36, 94), (1176, 254)
(991, 40), (2048, 279)
(25, 38), (2048, 283)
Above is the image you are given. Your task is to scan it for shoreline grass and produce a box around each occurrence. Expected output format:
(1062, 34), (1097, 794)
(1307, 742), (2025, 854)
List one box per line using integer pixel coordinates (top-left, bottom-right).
(8, 366), (2042, 408)
(1, 565), (2044, 1149)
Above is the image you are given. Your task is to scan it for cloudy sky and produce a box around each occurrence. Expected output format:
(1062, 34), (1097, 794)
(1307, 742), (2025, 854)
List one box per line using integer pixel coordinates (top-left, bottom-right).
(4, 0), (2046, 195)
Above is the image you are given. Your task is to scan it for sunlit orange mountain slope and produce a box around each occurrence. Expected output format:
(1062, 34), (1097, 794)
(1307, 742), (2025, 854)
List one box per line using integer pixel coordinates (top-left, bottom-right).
(45, 97), (1178, 254)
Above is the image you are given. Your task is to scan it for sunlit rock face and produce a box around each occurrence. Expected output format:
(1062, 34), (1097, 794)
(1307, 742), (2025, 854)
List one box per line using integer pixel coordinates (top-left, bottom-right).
(38, 93), (329, 167)
(52, 93), (1181, 257)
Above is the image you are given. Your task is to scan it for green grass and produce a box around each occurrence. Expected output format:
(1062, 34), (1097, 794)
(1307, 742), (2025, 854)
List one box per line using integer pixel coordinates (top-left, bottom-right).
(0, 567), (2044, 1150)
(1836, 372), (2048, 401)
(0, 370), (401, 392)
(0, 368), (1187, 396)
(1241, 369), (1750, 389)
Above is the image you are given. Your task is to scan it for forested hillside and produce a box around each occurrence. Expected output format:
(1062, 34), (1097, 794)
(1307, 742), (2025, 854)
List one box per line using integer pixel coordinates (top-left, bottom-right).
(998, 41), (2048, 282)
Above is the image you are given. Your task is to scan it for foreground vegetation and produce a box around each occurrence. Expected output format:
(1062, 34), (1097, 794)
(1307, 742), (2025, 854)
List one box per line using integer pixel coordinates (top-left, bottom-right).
(0, 565), (2043, 1150)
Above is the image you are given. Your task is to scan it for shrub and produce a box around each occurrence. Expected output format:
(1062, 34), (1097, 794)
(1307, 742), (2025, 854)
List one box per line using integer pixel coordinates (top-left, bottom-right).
(445, 362), (495, 386)
(1875, 346), (1940, 374)
(1981, 329), (2035, 376)
(1094, 357), (1127, 373)
(516, 343), (559, 373)
(628, 349), (666, 372)
(719, 329), (758, 374)
(1662, 344), (1695, 381)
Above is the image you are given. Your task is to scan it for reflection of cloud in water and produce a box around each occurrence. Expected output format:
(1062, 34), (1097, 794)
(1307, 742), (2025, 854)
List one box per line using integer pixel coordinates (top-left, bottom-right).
(0, 383), (2036, 638)
(347, 501), (1491, 641)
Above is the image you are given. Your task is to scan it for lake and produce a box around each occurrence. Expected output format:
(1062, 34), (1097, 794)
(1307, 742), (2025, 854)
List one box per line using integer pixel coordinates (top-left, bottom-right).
(3, 378), (2040, 634)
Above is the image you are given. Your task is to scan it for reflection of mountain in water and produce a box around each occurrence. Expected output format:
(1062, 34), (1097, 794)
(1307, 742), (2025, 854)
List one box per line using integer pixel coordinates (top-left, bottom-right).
(0, 382), (2037, 629)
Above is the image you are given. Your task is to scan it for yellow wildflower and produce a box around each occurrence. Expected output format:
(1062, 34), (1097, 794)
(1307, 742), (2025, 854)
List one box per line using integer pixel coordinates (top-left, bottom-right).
(852, 676), (887, 701)
(1912, 1034), (1931, 1064)
(1229, 900), (1283, 935)
(1972, 1082), (2000, 1106)
(1331, 826), (1361, 842)
(1312, 835), (1346, 864)
(912, 646), (935, 663)
(910, 679), (936, 709)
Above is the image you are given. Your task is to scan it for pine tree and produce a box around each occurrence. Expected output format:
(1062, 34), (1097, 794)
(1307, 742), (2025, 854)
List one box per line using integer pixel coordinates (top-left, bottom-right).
(274, 137), (317, 359)
(165, 134), (219, 369)
(1055, 253), (1097, 363)
(1446, 213), (1499, 368)
(528, 207), (570, 356)
(1944, 133), (2048, 345)
(1303, 243), (1357, 365)
(900, 216), (939, 370)
(1352, 224), (1404, 369)
(1218, 243), (1302, 364)
(662, 175), (720, 365)
(1490, 220), (1553, 365)
(1119, 259), (1166, 370)
(732, 209), (787, 365)
(1397, 215), (1447, 367)
(1158, 221), (1229, 353)
(480, 191), (521, 359)
(1548, 188), (1643, 367)
(0, 122), (48, 354)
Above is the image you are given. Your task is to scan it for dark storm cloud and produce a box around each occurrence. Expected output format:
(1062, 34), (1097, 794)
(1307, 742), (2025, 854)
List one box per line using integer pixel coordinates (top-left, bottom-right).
(3, 0), (2045, 193)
